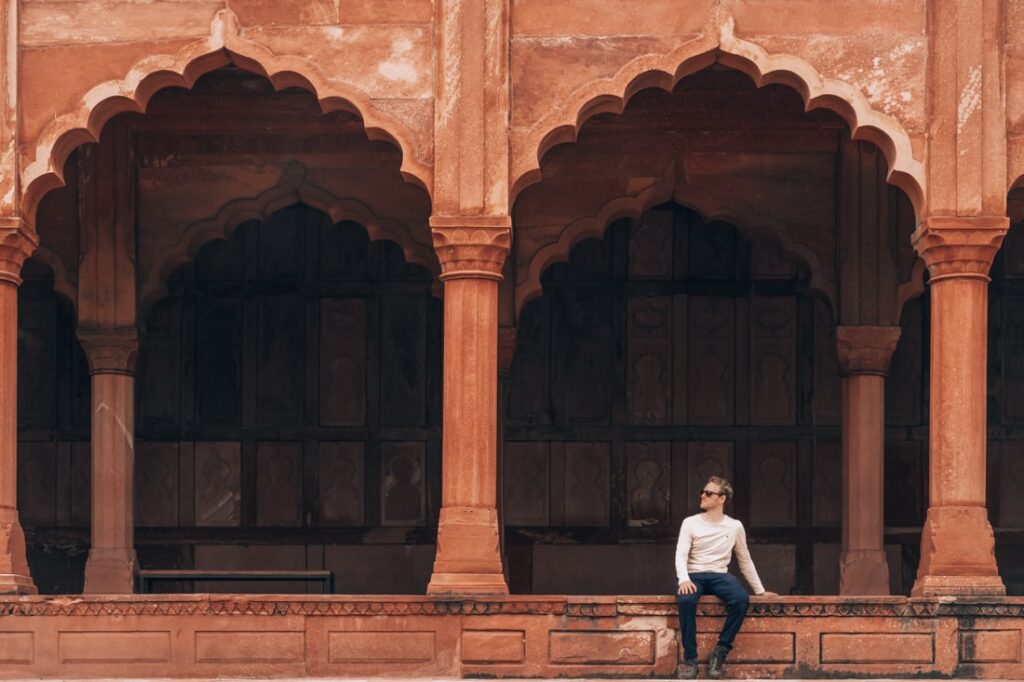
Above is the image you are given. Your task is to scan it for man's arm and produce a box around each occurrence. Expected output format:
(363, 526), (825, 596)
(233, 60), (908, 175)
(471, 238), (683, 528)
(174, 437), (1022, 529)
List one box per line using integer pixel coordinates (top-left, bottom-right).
(733, 522), (766, 595)
(675, 518), (693, 587)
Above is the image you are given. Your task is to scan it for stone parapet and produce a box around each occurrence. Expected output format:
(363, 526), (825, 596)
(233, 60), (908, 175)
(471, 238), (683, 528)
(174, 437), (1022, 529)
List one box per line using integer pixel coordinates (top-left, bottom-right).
(0, 595), (1022, 678)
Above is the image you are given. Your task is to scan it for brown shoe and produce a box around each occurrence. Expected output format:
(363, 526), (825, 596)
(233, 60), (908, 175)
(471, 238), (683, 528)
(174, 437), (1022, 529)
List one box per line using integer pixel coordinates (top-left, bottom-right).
(678, 658), (698, 679)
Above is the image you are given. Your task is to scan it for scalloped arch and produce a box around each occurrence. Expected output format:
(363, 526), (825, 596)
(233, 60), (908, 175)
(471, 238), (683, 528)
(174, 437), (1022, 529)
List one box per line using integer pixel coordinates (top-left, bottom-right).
(515, 178), (836, 316)
(510, 15), (926, 216)
(139, 180), (438, 314)
(28, 245), (78, 312)
(22, 9), (432, 226)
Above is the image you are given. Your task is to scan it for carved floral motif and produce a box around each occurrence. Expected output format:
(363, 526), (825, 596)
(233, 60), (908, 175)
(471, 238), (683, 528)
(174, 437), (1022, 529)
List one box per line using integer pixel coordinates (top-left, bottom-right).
(76, 327), (140, 375)
(835, 326), (902, 376)
(912, 217), (1009, 281)
(430, 216), (511, 280)
(1, 595), (1021, 618)
(0, 222), (39, 285)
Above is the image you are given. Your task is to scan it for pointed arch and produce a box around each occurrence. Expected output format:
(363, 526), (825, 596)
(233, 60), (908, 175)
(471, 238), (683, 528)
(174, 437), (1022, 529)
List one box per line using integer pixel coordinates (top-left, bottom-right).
(22, 9), (432, 226)
(139, 167), (438, 314)
(510, 14), (925, 216)
(515, 175), (835, 316)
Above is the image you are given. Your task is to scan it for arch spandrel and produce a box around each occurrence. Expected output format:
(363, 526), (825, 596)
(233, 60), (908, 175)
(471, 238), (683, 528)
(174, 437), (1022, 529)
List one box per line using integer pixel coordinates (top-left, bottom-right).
(510, 13), (926, 216)
(21, 9), (434, 227)
(514, 175), (837, 317)
(139, 164), (438, 314)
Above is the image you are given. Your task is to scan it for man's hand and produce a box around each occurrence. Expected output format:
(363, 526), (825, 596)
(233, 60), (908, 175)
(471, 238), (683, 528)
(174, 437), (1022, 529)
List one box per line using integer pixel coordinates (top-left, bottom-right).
(678, 580), (697, 595)
(758, 591), (779, 597)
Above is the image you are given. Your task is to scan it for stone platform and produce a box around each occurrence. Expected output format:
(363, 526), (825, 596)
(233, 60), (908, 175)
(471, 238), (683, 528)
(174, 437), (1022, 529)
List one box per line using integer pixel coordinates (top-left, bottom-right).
(0, 595), (1022, 679)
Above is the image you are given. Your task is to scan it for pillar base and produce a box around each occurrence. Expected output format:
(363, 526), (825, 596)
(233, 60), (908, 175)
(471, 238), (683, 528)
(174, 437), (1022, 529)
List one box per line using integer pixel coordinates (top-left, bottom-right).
(911, 574), (1006, 597)
(839, 549), (890, 595)
(912, 505), (1005, 597)
(83, 548), (137, 594)
(427, 506), (508, 595)
(0, 515), (37, 594)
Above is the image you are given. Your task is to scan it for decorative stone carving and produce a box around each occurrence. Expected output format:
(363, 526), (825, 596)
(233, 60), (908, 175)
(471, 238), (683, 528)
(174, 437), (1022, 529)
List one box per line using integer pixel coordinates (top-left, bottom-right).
(428, 214), (511, 594)
(429, 216), (511, 280)
(0, 222), (39, 285)
(911, 215), (1008, 597)
(0, 219), (38, 594)
(835, 326), (901, 376)
(911, 216), (1009, 281)
(77, 327), (139, 375)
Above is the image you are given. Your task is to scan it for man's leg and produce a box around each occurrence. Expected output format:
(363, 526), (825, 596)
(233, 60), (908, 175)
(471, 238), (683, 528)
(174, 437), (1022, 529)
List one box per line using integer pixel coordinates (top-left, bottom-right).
(701, 573), (749, 678)
(675, 576), (707, 662)
(704, 572), (750, 652)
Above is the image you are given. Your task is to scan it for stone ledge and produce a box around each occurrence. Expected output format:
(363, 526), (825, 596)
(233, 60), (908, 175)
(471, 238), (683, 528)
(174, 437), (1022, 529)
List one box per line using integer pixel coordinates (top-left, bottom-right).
(2, 594), (1022, 618)
(0, 595), (1022, 678)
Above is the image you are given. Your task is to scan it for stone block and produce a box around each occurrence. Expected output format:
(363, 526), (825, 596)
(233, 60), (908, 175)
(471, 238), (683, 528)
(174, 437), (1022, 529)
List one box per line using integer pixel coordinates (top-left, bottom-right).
(960, 630), (1022, 663)
(461, 630), (525, 663)
(820, 632), (933, 664)
(697, 632), (794, 663)
(328, 631), (435, 663)
(194, 631), (304, 663)
(548, 630), (655, 665)
(58, 632), (170, 664)
(0, 633), (33, 665)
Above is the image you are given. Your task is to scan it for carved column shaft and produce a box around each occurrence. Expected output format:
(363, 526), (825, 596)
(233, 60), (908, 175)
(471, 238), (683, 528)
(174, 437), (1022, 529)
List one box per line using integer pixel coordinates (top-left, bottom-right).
(0, 226), (38, 594)
(427, 218), (510, 595)
(79, 329), (138, 594)
(836, 325), (899, 595)
(911, 217), (1006, 596)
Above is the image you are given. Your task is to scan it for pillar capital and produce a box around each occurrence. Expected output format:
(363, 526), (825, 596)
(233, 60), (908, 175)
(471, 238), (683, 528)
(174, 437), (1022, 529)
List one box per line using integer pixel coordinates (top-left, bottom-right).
(911, 216), (1009, 282)
(835, 326), (901, 376)
(430, 215), (511, 281)
(77, 327), (139, 375)
(0, 220), (38, 286)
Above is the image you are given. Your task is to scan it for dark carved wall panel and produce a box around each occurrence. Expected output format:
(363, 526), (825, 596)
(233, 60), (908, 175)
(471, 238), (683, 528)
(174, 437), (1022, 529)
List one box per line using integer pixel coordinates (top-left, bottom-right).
(688, 297), (735, 425)
(19, 205), (444, 594)
(503, 205), (929, 596)
(626, 442), (669, 527)
(320, 299), (366, 426)
(195, 441), (242, 527)
(564, 442), (611, 526)
(504, 442), (549, 526)
(257, 442), (303, 527)
(318, 441), (364, 526)
(136, 442), (179, 527)
(750, 297), (797, 425)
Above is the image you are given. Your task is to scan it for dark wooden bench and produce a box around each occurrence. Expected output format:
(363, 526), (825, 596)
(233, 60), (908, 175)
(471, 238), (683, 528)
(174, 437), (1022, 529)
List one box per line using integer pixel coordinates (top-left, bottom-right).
(138, 569), (334, 594)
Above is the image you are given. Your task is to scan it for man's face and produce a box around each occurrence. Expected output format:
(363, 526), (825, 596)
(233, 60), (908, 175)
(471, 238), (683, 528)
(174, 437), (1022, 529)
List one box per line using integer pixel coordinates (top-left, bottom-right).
(699, 481), (727, 511)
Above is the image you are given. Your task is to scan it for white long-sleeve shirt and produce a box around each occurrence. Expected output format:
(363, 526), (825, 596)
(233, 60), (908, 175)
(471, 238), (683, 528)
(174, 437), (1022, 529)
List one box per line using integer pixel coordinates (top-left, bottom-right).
(674, 513), (765, 595)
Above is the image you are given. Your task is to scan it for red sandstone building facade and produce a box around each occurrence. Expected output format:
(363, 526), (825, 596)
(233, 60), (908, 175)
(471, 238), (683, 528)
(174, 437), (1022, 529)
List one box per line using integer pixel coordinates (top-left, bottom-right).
(1, 0), (1024, 678)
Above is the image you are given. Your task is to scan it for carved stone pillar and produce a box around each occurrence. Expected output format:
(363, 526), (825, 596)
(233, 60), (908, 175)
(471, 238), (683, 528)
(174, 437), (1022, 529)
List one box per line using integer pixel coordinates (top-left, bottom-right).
(427, 217), (510, 594)
(836, 325), (900, 595)
(911, 217), (1006, 596)
(0, 225), (38, 594)
(78, 328), (138, 593)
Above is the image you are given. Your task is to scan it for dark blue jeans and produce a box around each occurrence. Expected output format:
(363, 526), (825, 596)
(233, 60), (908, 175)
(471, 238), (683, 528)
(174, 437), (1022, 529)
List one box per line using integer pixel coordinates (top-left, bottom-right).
(676, 572), (750, 662)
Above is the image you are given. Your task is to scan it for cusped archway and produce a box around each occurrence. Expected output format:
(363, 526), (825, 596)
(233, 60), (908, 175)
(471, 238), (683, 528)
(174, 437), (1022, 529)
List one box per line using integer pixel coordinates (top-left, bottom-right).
(22, 9), (433, 227)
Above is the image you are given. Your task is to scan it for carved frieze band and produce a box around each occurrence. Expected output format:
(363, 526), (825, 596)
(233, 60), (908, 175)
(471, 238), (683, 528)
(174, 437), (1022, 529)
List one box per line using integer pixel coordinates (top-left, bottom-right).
(911, 216), (1009, 282)
(77, 327), (140, 375)
(0, 221), (39, 286)
(835, 326), (902, 376)
(2, 596), (1021, 618)
(430, 216), (511, 281)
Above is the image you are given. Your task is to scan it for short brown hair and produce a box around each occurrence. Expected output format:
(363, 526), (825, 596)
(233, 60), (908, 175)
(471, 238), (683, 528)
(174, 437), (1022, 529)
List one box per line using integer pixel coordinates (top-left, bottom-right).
(707, 476), (734, 502)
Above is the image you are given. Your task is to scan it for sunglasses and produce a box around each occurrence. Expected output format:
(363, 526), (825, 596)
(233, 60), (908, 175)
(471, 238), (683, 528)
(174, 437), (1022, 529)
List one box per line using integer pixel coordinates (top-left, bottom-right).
(700, 489), (724, 497)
